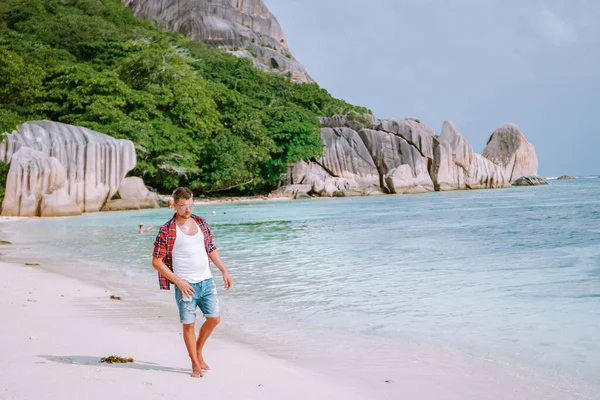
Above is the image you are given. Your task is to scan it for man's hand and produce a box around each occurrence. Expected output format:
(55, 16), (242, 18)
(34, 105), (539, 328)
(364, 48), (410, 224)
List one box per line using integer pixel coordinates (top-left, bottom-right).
(176, 278), (194, 298)
(223, 273), (232, 290)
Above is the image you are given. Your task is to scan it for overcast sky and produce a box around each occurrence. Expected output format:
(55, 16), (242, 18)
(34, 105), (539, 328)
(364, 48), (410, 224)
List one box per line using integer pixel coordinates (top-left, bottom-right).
(264, 0), (600, 176)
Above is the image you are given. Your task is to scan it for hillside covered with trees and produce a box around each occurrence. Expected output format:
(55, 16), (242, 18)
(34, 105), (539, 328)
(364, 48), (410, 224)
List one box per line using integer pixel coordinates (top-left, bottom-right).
(0, 0), (369, 194)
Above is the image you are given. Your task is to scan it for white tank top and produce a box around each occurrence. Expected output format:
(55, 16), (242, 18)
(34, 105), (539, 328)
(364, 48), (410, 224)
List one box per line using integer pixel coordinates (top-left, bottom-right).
(172, 219), (212, 283)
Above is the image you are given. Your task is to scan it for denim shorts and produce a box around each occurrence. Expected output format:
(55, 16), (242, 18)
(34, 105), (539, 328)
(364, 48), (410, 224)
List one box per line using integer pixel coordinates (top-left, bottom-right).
(174, 278), (220, 324)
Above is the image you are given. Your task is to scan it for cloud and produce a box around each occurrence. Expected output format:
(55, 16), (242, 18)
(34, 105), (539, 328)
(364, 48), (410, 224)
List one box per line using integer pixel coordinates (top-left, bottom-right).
(538, 4), (577, 45)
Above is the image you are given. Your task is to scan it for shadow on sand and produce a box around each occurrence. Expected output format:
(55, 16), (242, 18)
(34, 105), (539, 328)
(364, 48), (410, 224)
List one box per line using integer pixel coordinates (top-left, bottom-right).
(39, 355), (190, 375)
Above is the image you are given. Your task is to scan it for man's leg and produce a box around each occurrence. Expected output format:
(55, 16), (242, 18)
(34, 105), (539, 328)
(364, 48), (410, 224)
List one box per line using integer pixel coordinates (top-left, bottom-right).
(197, 279), (221, 370)
(196, 316), (220, 370)
(183, 323), (203, 377)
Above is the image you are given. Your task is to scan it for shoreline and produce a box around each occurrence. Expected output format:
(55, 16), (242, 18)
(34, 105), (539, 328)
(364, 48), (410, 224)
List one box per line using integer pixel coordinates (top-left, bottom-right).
(1, 243), (598, 399)
(0, 259), (375, 400)
(0, 181), (567, 220)
(0, 216), (29, 222)
(3, 178), (598, 220)
(192, 194), (294, 205)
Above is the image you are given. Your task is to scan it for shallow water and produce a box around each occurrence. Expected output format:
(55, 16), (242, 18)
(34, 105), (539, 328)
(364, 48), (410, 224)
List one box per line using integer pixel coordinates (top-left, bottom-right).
(4, 179), (600, 385)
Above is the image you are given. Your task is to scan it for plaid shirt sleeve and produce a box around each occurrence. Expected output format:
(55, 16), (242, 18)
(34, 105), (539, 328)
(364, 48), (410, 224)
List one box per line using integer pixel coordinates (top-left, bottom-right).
(153, 225), (168, 259)
(153, 224), (172, 290)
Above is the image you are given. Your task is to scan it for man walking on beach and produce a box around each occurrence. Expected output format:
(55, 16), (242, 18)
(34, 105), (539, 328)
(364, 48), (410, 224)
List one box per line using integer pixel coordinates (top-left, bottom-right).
(152, 187), (232, 378)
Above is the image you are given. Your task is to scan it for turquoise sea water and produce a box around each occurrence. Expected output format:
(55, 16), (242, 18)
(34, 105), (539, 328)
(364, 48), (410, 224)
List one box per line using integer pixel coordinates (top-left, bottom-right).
(3, 179), (600, 385)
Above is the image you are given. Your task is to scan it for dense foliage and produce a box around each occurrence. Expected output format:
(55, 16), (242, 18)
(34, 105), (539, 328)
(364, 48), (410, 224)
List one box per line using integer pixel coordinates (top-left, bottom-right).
(0, 160), (8, 205)
(0, 0), (369, 194)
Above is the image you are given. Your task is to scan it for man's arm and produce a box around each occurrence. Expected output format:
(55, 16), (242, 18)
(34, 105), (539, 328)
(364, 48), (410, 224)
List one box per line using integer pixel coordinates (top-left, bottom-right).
(151, 257), (194, 297)
(209, 250), (232, 290)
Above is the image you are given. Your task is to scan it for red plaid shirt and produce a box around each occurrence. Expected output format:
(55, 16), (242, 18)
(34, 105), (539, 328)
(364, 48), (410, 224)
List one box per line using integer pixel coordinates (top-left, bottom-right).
(152, 213), (217, 290)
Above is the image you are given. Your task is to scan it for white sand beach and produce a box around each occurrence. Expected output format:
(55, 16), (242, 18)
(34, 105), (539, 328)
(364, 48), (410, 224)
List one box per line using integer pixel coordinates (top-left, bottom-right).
(1, 256), (598, 400)
(0, 260), (373, 400)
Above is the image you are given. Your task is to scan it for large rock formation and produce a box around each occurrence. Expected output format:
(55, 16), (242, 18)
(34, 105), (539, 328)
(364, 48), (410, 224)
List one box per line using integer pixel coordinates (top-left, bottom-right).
(0, 121), (137, 216)
(278, 126), (381, 197)
(277, 115), (514, 197)
(1, 147), (81, 217)
(434, 121), (509, 191)
(482, 123), (538, 182)
(118, 0), (534, 198)
(122, 0), (312, 82)
(102, 176), (159, 211)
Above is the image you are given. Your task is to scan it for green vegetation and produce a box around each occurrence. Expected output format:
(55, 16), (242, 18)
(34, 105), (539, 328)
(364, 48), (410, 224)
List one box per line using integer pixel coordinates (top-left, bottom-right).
(0, 0), (370, 194)
(0, 160), (8, 205)
(246, 47), (257, 57)
(260, 42), (275, 50)
(346, 111), (371, 126)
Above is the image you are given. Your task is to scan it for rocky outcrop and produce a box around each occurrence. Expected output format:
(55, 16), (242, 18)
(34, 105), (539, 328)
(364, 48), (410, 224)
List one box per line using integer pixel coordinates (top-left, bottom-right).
(0, 121), (138, 217)
(108, 176), (159, 210)
(277, 115), (514, 198)
(358, 128), (434, 194)
(512, 176), (548, 186)
(376, 118), (435, 160)
(101, 198), (142, 211)
(1, 147), (81, 217)
(557, 175), (576, 180)
(482, 124), (538, 182)
(276, 127), (382, 197)
(434, 121), (509, 191)
(122, 0), (312, 83)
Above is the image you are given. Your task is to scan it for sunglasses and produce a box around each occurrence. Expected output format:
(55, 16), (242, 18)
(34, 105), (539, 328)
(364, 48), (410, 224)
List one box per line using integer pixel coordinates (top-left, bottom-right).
(176, 204), (194, 211)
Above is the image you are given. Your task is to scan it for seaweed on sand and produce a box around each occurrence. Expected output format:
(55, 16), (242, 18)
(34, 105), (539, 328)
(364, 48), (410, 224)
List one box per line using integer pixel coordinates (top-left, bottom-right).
(100, 355), (134, 364)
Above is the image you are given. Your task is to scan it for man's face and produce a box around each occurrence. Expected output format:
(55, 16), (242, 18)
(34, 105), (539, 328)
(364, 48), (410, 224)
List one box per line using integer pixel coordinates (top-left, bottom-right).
(175, 198), (194, 219)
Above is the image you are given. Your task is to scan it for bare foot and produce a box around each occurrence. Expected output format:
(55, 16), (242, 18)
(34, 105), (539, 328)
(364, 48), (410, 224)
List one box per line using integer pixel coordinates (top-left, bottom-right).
(191, 368), (203, 378)
(191, 362), (204, 378)
(198, 357), (210, 371)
